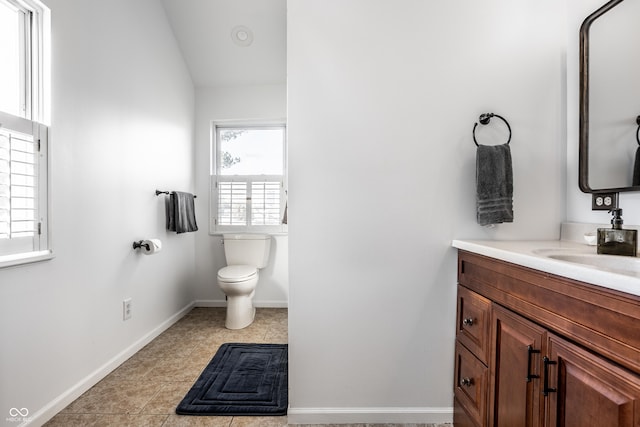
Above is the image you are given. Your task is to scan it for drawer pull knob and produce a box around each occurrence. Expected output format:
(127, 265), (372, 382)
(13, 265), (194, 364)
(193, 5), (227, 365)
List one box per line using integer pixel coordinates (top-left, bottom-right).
(460, 377), (474, 387)
(463, 317), (475, 326)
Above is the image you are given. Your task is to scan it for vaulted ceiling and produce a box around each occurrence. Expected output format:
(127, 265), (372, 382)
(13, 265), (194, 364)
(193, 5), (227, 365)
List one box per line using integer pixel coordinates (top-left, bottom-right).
(161, 0), (286, 88)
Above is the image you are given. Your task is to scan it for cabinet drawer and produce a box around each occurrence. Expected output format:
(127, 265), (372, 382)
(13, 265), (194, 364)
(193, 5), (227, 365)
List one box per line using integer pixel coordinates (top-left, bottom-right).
(457, 285), (491, 364)
(454, 341), (488, 426)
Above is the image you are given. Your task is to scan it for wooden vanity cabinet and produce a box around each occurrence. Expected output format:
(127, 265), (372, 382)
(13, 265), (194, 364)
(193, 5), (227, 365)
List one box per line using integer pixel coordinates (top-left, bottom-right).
(454, 250), (640, 427)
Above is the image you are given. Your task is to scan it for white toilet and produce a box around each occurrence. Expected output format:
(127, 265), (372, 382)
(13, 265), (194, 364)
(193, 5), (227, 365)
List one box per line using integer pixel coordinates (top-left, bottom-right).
(217, 234), (271, 329)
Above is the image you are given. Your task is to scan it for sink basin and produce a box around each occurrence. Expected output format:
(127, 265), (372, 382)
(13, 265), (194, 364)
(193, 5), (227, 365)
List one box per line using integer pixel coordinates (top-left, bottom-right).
(541, 252), (640, 276)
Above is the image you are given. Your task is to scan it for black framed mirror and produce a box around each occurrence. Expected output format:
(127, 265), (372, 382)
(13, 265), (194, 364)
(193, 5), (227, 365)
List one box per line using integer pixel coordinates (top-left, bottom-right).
(579, 0), (640, 193)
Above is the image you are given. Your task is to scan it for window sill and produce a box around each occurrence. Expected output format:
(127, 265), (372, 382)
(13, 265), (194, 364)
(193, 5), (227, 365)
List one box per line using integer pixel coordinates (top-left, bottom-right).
(209, 231), (288, 237)
(0, 250), (54, 269)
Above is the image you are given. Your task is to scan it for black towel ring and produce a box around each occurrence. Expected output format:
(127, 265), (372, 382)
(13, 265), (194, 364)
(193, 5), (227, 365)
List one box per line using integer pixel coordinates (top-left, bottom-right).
(473, 113), (512, 147)
(636, 115), (640, 146)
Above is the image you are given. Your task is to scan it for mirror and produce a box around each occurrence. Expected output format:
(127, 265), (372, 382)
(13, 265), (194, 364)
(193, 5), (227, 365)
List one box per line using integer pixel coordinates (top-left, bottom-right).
(579, 0), (640, 192)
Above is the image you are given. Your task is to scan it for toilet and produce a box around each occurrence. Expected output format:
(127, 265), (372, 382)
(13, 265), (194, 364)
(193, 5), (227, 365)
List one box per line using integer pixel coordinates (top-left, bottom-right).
(217, 234), (271, 329)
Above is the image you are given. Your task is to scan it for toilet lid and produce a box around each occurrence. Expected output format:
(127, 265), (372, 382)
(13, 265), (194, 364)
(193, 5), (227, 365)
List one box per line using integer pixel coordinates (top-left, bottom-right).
(218, 265), (258, 282)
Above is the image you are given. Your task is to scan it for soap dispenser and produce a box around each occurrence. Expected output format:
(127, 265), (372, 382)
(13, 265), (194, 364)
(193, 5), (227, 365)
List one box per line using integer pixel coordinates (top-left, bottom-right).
(597, 208), (638, 257)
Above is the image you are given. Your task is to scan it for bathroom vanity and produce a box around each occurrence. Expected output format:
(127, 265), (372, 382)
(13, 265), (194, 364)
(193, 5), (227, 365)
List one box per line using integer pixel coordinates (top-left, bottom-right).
(451, 240), (640, 427)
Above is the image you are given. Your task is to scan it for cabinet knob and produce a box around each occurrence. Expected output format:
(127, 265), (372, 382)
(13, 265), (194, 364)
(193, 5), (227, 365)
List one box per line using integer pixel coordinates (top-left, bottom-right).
(463, 317), (475, 326)
(460, 377), (474, 387)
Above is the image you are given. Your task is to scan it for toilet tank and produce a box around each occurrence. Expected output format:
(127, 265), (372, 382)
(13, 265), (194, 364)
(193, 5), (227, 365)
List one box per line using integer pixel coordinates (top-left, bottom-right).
(223, 234), (271, 268)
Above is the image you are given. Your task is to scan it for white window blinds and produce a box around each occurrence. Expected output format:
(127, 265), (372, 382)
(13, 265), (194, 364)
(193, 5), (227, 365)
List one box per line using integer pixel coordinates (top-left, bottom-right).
(217, 181), (247, 226)
(250, 181), (281, 226)
(215, 177), (283, 229)
(0, 119), (45, 256)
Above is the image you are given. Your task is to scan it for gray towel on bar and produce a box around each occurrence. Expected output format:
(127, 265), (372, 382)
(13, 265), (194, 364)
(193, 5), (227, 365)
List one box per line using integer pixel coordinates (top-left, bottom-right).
(476, 144), (513, 226)
(282, 202), (287, 225)
(166, 191), (198, 233)
(633, 147), (640, 186)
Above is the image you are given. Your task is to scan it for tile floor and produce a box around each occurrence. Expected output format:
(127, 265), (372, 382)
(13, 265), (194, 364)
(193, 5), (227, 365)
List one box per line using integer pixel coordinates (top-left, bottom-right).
(44, 307), (451, 427)
(45, 308), (287, 427)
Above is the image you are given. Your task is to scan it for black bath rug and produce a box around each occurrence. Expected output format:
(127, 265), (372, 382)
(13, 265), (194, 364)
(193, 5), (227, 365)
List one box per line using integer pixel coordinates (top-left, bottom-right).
(176, 343), (288, 416)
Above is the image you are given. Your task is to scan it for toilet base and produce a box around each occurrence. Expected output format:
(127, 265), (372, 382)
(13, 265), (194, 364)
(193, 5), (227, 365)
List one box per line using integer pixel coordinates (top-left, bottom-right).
(225, 294), (256, 329)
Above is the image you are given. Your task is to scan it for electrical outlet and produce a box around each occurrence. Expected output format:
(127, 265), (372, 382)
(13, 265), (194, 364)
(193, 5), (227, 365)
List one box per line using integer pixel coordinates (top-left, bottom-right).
(123, 298), (132, 321)
(592, 192), (618, 210)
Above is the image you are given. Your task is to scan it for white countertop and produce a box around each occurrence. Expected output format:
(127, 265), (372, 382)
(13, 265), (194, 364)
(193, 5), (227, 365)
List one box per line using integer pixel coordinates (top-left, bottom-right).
(452, 239), (640, 298)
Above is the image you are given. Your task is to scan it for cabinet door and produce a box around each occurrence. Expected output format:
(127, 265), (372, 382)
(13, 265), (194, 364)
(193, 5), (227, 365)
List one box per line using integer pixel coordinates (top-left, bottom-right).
(490, 304), (546, 427)
(545, 334), (640, 427)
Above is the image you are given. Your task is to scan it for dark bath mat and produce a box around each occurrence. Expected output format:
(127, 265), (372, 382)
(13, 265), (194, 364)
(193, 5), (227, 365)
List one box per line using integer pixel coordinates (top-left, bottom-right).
(176, 343), (288, 416)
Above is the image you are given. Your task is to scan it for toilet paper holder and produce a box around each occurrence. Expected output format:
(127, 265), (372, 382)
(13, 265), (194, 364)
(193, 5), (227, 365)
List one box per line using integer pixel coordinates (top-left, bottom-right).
(132, 240), (151, 251)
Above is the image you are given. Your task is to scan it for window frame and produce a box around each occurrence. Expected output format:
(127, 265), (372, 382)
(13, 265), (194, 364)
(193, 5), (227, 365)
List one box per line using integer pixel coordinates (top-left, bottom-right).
(0, 0), (51, 268)
(209, 121), (287, 235)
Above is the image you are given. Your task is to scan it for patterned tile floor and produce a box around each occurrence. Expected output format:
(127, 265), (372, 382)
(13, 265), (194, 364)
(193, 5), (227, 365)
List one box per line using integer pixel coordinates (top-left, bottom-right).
(45, 308), (287, 427)
(45, 307), (451, 427)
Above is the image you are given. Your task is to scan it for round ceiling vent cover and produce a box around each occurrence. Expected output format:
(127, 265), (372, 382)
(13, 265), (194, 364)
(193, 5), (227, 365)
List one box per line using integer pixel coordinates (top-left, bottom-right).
(231, 26), (254, 47)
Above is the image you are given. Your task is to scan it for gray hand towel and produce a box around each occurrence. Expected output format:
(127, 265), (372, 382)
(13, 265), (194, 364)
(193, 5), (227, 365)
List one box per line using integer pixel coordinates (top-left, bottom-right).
(633, 147), (640, 186)
(166, 191), (198, 233)
(476, 144), (513, 226)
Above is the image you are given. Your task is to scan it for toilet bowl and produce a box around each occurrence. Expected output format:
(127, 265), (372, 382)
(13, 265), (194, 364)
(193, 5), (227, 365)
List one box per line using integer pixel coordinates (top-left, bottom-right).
(217, 234), (271, 329)
(217, 265), (259, 329)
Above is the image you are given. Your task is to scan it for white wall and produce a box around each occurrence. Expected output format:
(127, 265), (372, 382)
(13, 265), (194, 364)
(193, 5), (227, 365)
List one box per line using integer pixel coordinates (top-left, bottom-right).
(566, 0), (640, 223)
(193, 84), (288, 307)
(0, 1), (195, 425)
(287, 0), (566, 423)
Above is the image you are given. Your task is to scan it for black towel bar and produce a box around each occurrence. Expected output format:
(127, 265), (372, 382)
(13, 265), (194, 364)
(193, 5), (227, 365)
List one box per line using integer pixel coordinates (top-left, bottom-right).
(155, 190), (197, 198)
(473, 113), (512, 147)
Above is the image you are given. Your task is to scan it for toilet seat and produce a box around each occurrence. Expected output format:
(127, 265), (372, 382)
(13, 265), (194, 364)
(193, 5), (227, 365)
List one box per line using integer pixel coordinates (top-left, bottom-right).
(217, 265), (258, 283)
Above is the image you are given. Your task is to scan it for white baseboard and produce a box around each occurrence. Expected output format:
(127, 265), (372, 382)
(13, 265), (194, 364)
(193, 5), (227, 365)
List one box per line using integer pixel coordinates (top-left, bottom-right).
(254, 300), (288, 308)
(286, 406), (453, 425)
(27, 302), (195, 427)
(193, 299), (226, 307)
(194, 299), (288, 308)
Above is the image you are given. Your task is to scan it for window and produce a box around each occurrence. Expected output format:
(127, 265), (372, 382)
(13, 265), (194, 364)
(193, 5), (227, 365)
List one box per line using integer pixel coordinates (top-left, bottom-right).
(211, 123), (287, 233)
(0, 0), (50, 267)
(0, 0), (28, 118)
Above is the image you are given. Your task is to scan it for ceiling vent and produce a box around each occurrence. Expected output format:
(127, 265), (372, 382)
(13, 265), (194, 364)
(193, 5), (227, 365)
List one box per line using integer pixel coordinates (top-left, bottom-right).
(231, 26), (253, 47)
